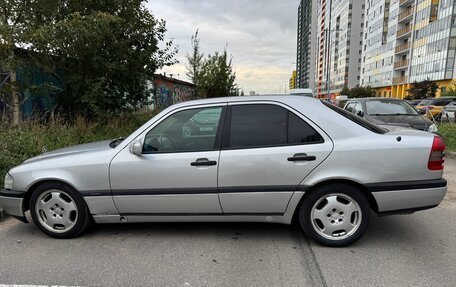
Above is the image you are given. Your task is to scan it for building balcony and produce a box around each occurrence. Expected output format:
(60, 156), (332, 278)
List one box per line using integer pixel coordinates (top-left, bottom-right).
(395, 42), (410, 54)
(397, 25), (412, 38)
(399, 0), (414, 6)
(398, 7), (414, 22)
(394, 59), (409, 69)
(393, 76), (408, 84)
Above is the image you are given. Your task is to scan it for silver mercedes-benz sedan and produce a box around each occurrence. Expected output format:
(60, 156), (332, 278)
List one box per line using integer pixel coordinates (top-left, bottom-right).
(0, 96), (447, 247)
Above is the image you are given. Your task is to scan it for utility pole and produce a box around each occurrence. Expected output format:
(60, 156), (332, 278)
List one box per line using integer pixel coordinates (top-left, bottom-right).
(326, 0), (332, 100)
(323, 24), (342, 100)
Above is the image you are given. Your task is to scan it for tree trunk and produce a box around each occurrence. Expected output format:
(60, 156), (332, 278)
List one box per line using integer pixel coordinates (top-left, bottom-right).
(10, 70), (20, 125)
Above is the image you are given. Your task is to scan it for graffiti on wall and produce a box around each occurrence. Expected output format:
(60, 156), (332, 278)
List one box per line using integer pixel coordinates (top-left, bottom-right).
(174, 85), (193, 103)
(154, 78), (195, 109)
(156, 85), (173, 108)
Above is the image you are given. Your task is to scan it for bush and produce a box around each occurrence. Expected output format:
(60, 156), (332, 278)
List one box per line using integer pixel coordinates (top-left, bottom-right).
(0, 111), (156, 186)
(438, 123), (456, 152)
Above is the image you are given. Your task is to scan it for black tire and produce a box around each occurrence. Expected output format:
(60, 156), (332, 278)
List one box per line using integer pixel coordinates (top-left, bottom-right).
(299, 183), (370, 247)
(30, 182), (91, 238)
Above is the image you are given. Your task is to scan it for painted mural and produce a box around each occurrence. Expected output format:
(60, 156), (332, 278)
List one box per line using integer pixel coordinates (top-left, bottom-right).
(0, 67), (62, 119)
(153, 75), (195, 109)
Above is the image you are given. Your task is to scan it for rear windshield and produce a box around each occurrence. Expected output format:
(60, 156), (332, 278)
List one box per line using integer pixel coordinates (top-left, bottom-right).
(321, 101), (387, 134)
(365, 100), (418, 116)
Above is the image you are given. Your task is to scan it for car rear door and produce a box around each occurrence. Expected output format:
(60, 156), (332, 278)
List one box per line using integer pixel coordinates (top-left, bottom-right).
(217, 102), (333, 214)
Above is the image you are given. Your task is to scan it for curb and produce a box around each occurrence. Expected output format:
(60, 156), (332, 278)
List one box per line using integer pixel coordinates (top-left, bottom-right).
(447, 151), (456, 160)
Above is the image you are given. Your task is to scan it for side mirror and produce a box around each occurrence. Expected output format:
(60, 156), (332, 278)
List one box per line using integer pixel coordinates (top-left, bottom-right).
(356, 110), (364, 117)
(130, 140), (142, 156)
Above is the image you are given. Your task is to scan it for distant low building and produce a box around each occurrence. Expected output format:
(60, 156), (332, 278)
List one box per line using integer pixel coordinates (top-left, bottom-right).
(150, 74), (196, 109)
(249, 91), (256, 96)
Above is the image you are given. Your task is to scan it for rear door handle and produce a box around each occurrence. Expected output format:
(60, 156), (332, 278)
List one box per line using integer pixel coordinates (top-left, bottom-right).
(191, 158), (217, 166)
(287, 153), (316, 162)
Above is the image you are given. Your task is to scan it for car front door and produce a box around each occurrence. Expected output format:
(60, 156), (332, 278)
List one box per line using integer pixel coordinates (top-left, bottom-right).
(110, 104), (226, 214)
(217, 102), (333, 214)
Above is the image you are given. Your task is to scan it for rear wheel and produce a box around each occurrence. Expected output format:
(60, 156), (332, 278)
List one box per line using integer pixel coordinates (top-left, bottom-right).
(299, 183), (370, 247)
(30, 182), (90, 238)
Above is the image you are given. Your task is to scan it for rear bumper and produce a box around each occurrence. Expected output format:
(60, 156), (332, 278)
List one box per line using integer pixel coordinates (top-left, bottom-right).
(0, 189), (27, 221)
(368, 179), (447, 213)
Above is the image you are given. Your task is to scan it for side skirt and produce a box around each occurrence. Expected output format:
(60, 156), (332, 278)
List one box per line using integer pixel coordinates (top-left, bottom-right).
(92, 191), (305, 225)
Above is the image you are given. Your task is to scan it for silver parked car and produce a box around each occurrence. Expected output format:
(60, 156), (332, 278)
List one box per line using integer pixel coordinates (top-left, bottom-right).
(0, 96), (447, 247)
(442, 101), (456, 122)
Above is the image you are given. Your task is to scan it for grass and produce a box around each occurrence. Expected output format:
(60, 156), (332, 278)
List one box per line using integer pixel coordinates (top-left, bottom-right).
(438, 123), (456, 152)
(0, 111), (156, 187)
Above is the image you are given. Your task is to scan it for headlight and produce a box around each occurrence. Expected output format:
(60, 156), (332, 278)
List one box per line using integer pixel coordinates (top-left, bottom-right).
(4, 173), (14, 190)
(428, 124), (438, 133)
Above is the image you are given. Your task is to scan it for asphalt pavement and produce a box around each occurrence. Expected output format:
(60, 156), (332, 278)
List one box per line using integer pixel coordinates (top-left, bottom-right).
(0, 159), (455, 287)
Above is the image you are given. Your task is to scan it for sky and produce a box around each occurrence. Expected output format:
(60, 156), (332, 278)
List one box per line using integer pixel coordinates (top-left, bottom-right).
(146, 0), (300, 95)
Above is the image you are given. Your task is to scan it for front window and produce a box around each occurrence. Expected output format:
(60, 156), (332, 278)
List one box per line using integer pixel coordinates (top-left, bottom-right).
(365, 100), (418, 116)
(418, 99), (433, 106)
(143, 106), (223, 153)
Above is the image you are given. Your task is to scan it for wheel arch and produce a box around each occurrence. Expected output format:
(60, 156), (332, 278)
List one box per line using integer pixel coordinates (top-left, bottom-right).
(23, 179), (80, 212)
(291, 178), (379, 224)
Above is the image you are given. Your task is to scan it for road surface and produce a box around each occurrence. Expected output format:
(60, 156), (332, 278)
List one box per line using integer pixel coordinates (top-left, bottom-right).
(0, 159), (455, 286)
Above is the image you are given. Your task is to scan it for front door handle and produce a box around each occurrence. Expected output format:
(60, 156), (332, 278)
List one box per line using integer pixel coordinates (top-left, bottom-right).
(191, 158), (217, 166)
(287, 153), (316, 162)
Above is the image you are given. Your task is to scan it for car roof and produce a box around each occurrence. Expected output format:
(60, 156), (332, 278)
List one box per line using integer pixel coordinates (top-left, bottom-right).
(169, 94), (318, 108)
(347, 97), (403, 102)
(422, 97), (456, 100)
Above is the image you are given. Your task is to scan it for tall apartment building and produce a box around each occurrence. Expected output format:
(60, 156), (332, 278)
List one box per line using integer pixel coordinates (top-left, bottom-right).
(315, 0), (365, 98)
(289, 70), (297, 89)
(296, 0), (318, 90)
(360, 0), (456, 98)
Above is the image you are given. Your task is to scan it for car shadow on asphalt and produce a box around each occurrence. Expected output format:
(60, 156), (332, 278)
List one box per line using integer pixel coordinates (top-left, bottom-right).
(8, 211), (425, 248)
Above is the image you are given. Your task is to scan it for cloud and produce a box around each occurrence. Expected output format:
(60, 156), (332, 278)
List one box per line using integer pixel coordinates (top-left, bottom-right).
(147, 0), (299, 94)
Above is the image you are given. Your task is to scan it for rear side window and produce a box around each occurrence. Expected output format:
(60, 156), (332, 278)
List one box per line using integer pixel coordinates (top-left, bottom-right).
(227, 104), (323, 149)
(321, 100), (387, 134)
(288, 112), (323, 144)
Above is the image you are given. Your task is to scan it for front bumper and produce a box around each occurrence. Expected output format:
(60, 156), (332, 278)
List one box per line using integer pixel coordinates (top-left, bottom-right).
(0, 189), (27, 222)
(369, 179), (447, 213)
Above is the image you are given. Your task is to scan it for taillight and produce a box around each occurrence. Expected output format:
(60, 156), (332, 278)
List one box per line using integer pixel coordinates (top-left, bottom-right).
(428, 136), (445, 170)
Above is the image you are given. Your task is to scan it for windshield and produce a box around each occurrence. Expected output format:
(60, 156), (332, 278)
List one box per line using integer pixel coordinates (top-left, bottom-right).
(321, 101), (387, 134)
(365, 100), (418, 116)
(418, 99), (433, 106)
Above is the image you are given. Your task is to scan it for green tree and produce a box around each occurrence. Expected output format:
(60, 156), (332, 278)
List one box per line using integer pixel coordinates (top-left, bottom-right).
(339, 86), (350, 96)
(341, 85), (376, 98)
(198, 49), (239, 98)
(1, 0), (177, 119)
(186, 29), (203, 92)
(0, 0), (42, 125)
(407, 78), (438, 100)
(442, 81), (456, 97)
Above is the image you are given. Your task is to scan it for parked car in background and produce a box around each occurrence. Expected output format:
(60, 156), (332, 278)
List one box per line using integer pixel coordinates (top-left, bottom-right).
(344, 98), (437, 132)
(0, 96), (447, 247)
(407, 99), (422, 107)
(290, 88), (314, 97)
(415, 97), (456, 120)
(441, 101), (456, 122)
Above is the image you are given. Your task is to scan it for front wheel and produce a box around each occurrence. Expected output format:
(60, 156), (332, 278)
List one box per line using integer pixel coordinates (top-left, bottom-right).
(299, 184), (370, 247)
(30, 182), (90, 238)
